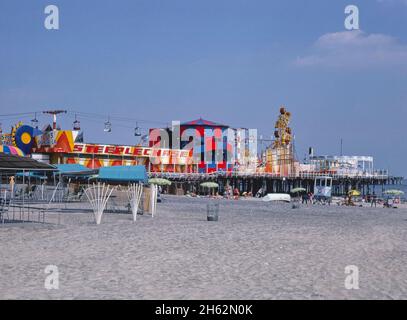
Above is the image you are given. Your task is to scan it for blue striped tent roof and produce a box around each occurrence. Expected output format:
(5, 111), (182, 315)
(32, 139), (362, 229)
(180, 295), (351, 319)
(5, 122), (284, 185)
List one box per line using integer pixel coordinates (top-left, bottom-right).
(56, 164), (94, 175)
(97, 165), (148, 183)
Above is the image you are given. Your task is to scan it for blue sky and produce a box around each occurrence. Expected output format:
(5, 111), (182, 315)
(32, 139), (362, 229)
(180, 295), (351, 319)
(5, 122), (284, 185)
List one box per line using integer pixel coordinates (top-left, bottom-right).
(0, 0), (406, 176)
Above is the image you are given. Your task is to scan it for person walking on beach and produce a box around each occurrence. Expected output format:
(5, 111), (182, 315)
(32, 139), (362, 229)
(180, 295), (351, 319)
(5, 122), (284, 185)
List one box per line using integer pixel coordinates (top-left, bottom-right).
(308, 192), (314, 204)
(302, 193), (308, 204)
(9, 176), (15, 196)
(226, 186), (233, 199)
(233, 187), (240, 200)
(371, 192), (377, 207)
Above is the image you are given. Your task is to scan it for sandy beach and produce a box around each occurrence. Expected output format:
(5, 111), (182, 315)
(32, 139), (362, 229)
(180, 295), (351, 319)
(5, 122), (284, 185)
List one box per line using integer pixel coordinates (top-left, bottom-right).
(1, 196), (407, 300)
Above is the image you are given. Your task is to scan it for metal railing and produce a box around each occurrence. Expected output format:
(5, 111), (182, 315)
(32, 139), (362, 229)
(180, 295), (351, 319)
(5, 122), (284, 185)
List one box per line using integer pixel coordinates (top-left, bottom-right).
(148, 170), (390, 180)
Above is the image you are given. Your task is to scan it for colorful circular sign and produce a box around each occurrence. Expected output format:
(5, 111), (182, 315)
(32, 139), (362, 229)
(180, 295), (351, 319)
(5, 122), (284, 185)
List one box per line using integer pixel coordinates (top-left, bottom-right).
(14, 125), (35, 154)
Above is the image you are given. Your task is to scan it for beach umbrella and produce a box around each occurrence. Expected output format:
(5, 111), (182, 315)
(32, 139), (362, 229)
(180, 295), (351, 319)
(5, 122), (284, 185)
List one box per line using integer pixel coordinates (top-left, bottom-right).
(291, 187), (306, 194)
(0, 145), (25, 156)
(200, 182), (219, 189)
(383, 189), (404, 196)
(348, 190), (361, 197)
(148, 178), (172, 186)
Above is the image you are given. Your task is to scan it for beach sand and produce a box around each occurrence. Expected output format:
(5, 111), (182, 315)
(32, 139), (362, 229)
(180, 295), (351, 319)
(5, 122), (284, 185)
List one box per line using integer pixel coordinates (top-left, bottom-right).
(1, 196), (407, 299)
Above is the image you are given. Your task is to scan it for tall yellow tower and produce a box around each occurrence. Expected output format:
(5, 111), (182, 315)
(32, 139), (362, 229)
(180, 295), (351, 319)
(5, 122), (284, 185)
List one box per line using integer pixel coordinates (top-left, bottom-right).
(264, 106), (295, 176)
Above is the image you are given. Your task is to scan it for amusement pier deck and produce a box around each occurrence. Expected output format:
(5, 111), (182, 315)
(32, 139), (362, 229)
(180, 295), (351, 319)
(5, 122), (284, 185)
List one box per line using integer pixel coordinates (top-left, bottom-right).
(149, 171), (403, 196)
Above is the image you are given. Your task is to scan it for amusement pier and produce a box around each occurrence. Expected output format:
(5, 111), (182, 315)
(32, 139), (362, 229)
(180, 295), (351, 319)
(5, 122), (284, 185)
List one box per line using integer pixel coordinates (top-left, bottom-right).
(0, 108), (403, 197)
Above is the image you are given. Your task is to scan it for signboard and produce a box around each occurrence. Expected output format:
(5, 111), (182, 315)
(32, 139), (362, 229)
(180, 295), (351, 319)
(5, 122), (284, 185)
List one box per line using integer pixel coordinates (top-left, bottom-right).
(70, 143), (190, 158)
(33, 142), (192, 165)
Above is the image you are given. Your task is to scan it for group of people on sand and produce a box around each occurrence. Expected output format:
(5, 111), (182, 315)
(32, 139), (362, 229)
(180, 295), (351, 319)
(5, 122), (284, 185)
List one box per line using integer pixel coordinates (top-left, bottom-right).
(224, 186), (237, 199)
(186, 186), (253, 200)
(364, 193), (378, 207)
(222, 186), (253, 200)
(301, 192), (314, 204)
(358, 193), (400, 208)
(338, 192), (402, 208)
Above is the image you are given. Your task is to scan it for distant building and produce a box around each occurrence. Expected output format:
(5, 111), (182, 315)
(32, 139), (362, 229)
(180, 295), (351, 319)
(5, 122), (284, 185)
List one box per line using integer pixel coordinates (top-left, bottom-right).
(309, 155), (375, 176)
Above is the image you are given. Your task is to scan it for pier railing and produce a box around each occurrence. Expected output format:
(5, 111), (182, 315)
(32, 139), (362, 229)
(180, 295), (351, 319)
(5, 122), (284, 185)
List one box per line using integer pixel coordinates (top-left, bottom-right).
(148, 170), (390, 180)
(297, 170), (389, 180)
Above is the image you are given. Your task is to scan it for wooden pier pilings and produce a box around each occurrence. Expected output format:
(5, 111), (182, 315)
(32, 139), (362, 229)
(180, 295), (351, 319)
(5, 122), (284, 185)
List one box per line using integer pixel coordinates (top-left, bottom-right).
(149, 172), (404, 197)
